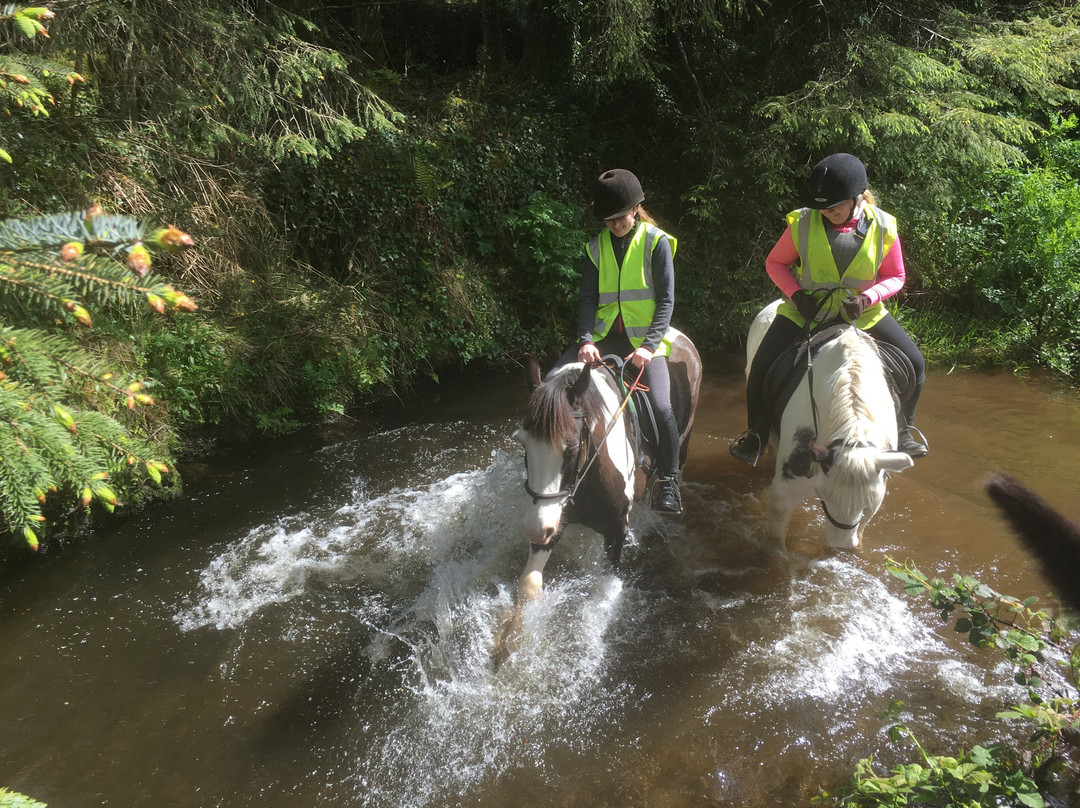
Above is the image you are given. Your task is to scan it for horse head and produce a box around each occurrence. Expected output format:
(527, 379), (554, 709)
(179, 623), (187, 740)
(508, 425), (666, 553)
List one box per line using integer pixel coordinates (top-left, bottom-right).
(518, 362), (596, 549)
(810, 440), (914, 548)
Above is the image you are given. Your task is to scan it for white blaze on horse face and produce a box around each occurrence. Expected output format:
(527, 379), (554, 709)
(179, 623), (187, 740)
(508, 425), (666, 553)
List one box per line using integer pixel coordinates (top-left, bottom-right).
(519, 427), (569, 545)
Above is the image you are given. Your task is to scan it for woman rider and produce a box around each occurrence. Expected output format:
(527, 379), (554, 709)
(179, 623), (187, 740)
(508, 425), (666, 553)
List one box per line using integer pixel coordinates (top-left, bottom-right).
(730, 153), (928, 465)
(549, 169), (685, 514)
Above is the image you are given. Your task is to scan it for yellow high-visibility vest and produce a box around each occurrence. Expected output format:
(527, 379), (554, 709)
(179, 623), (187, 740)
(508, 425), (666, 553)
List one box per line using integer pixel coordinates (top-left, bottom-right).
(777, 205), (897, 328)
(586, 222), (677, 357)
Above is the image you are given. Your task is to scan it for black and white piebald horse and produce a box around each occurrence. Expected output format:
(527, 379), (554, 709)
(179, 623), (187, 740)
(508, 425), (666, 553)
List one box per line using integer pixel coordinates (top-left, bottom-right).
(515, 330), (702, 602)
(746, 300), (914, 550)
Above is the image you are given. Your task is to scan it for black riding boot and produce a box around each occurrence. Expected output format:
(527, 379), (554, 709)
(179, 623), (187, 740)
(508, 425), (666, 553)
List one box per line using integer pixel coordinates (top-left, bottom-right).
(898, 381), (928, 458)
(653, 411), (683, 514)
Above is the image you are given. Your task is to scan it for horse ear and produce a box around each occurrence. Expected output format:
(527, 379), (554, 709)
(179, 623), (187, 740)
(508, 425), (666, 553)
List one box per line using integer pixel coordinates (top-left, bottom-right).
(809, 441), (833, 464)
(524, 354), (542, 390)
(876, 452), (914, 473)
(568, 362), (593, 405)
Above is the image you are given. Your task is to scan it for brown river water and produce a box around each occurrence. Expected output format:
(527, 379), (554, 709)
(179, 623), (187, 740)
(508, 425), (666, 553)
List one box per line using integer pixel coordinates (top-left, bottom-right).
(0, 351), (1078, 807)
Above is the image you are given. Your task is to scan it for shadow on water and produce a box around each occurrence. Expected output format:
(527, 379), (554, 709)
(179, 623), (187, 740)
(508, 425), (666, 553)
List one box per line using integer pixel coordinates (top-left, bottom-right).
(0, 357), (1078, 807)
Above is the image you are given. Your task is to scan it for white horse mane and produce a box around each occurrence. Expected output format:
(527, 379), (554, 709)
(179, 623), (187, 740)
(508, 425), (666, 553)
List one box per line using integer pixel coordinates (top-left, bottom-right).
(817, 329), (894, 446)
(816, 329), (896, 516)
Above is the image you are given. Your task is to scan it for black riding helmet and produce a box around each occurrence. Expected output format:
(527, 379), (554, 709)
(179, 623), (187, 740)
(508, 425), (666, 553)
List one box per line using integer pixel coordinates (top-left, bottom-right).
(805, 153), (868, 209)
(592, 169), (645, 220)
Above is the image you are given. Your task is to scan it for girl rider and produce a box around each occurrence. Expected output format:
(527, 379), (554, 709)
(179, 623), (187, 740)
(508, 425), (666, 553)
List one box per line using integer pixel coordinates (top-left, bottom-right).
(730, 153), (928, 465)
(550, 169), (684, 514)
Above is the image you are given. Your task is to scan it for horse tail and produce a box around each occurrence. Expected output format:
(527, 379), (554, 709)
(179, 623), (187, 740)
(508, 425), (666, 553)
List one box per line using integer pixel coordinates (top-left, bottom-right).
(985, 471), (1080, 614)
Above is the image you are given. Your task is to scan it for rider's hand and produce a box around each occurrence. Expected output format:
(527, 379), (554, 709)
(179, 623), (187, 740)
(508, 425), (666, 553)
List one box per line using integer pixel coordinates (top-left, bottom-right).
(578, 341), (601, 364)
(791, 290), (821, 320)
(627, 346), (653, 370)
(842, 294), (870, 321)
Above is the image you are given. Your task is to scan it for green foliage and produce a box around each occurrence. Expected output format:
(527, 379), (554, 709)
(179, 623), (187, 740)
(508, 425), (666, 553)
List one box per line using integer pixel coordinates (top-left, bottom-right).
(817, 560), (1080, 807)
(915, 115), (1080, 375)
(0, 787), (46, 808)
(0, 5), (84, 163)
(54, 1), (400, 167)
(501, 194), (589, 349)
(816, 708), (1046, 808)
(265, 91), (593, 376)
(0, 211), (197, 549)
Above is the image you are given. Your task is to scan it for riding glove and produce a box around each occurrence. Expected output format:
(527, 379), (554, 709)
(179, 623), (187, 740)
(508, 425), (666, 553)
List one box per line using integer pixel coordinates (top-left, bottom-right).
(842, 294), (870, 321)
(791, 290), (822, 321)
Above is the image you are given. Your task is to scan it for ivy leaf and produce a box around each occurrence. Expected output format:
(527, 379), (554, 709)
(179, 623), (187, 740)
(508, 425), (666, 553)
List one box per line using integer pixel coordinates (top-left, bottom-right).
(1016, 790), (1045, 807)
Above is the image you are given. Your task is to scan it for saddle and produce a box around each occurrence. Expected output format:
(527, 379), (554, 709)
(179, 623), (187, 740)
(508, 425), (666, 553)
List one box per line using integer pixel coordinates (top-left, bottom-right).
(761, 325), (918, 433)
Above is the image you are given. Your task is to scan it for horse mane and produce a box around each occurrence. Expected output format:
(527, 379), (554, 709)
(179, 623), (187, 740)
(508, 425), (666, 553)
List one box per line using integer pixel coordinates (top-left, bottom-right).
(523, 366), (606, 447)
(817, 330), (894, 515)
(818, 329), (892, 446)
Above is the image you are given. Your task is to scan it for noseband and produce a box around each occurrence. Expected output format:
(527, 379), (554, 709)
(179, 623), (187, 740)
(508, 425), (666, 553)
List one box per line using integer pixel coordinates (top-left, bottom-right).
(523, 410), (592, 505)
(817, 438), (877, 532)
(820, 500), (861, 531)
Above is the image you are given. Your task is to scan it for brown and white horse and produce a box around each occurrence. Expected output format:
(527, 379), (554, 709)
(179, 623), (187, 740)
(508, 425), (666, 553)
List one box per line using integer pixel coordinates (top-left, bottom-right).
(747, 301), (913, 550)
(515, 330), (701, 603)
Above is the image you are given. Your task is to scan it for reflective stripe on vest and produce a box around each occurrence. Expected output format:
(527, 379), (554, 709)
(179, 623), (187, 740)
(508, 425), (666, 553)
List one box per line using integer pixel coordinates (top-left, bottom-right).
(783, 205), (897, 327)
(586, 223), (677, 349)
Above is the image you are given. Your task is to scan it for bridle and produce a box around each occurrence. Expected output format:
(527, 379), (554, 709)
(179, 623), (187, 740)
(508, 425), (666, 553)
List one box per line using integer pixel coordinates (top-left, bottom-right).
(523, 409), (593, 505)
(816, 437), (884, 532)
(522, 358), (645, 506)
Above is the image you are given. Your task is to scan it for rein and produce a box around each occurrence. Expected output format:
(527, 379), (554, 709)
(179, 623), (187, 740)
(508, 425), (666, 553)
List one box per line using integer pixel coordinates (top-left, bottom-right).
(523, 359), (646, 506)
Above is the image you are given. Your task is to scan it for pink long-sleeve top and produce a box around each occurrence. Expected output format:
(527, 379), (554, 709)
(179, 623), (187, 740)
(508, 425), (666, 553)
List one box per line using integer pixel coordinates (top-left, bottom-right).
(765, 212), (906, 306)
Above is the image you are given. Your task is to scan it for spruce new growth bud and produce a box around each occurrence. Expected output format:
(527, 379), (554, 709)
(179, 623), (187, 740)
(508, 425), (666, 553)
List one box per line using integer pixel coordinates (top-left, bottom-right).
(53, 404), (76, 433)
(146, 293), (165, 313)
(159, 285), (198, 312)
(126, 244), (151, 278)
(62, 300), (92, 326)
(23, 527), (38, 551)
(60, 241), (84, 262)
(147, 225), (195, 252)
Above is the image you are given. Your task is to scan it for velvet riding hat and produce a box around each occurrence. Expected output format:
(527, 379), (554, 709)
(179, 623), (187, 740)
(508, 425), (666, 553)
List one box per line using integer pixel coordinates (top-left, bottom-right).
(592, 169), (645, 220)
(805, 153), (868, 209)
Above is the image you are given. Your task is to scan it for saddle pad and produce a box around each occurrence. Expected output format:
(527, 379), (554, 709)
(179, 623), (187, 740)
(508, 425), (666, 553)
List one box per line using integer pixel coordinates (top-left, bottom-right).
(762, 327), (917, 432)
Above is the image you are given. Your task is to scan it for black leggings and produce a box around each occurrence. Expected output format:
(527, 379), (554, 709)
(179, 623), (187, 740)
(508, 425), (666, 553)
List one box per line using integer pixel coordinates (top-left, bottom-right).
(744, 311), (925, 435)
(551, 334), (682, 476)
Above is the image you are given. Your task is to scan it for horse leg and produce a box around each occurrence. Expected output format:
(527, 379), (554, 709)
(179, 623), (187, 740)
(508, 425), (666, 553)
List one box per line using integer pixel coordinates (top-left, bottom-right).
(604, 523), (628, 568)
(516, 544), (552, 603)
(767, 478), (798, 552)
(493, 544), (553, 667)
(602, 502), (631, 568)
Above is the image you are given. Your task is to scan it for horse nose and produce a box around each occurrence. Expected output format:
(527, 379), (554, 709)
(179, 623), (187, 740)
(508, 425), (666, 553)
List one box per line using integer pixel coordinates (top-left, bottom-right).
(524, 521), (557, 547)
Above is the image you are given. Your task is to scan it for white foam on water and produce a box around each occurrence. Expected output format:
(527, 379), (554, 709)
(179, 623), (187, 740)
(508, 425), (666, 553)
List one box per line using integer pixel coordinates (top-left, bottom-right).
(706, 554), (1021, 733)
(175, 448), (527, 633)
(356, 569), (629, 807)
(175, 435), (642, 807)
